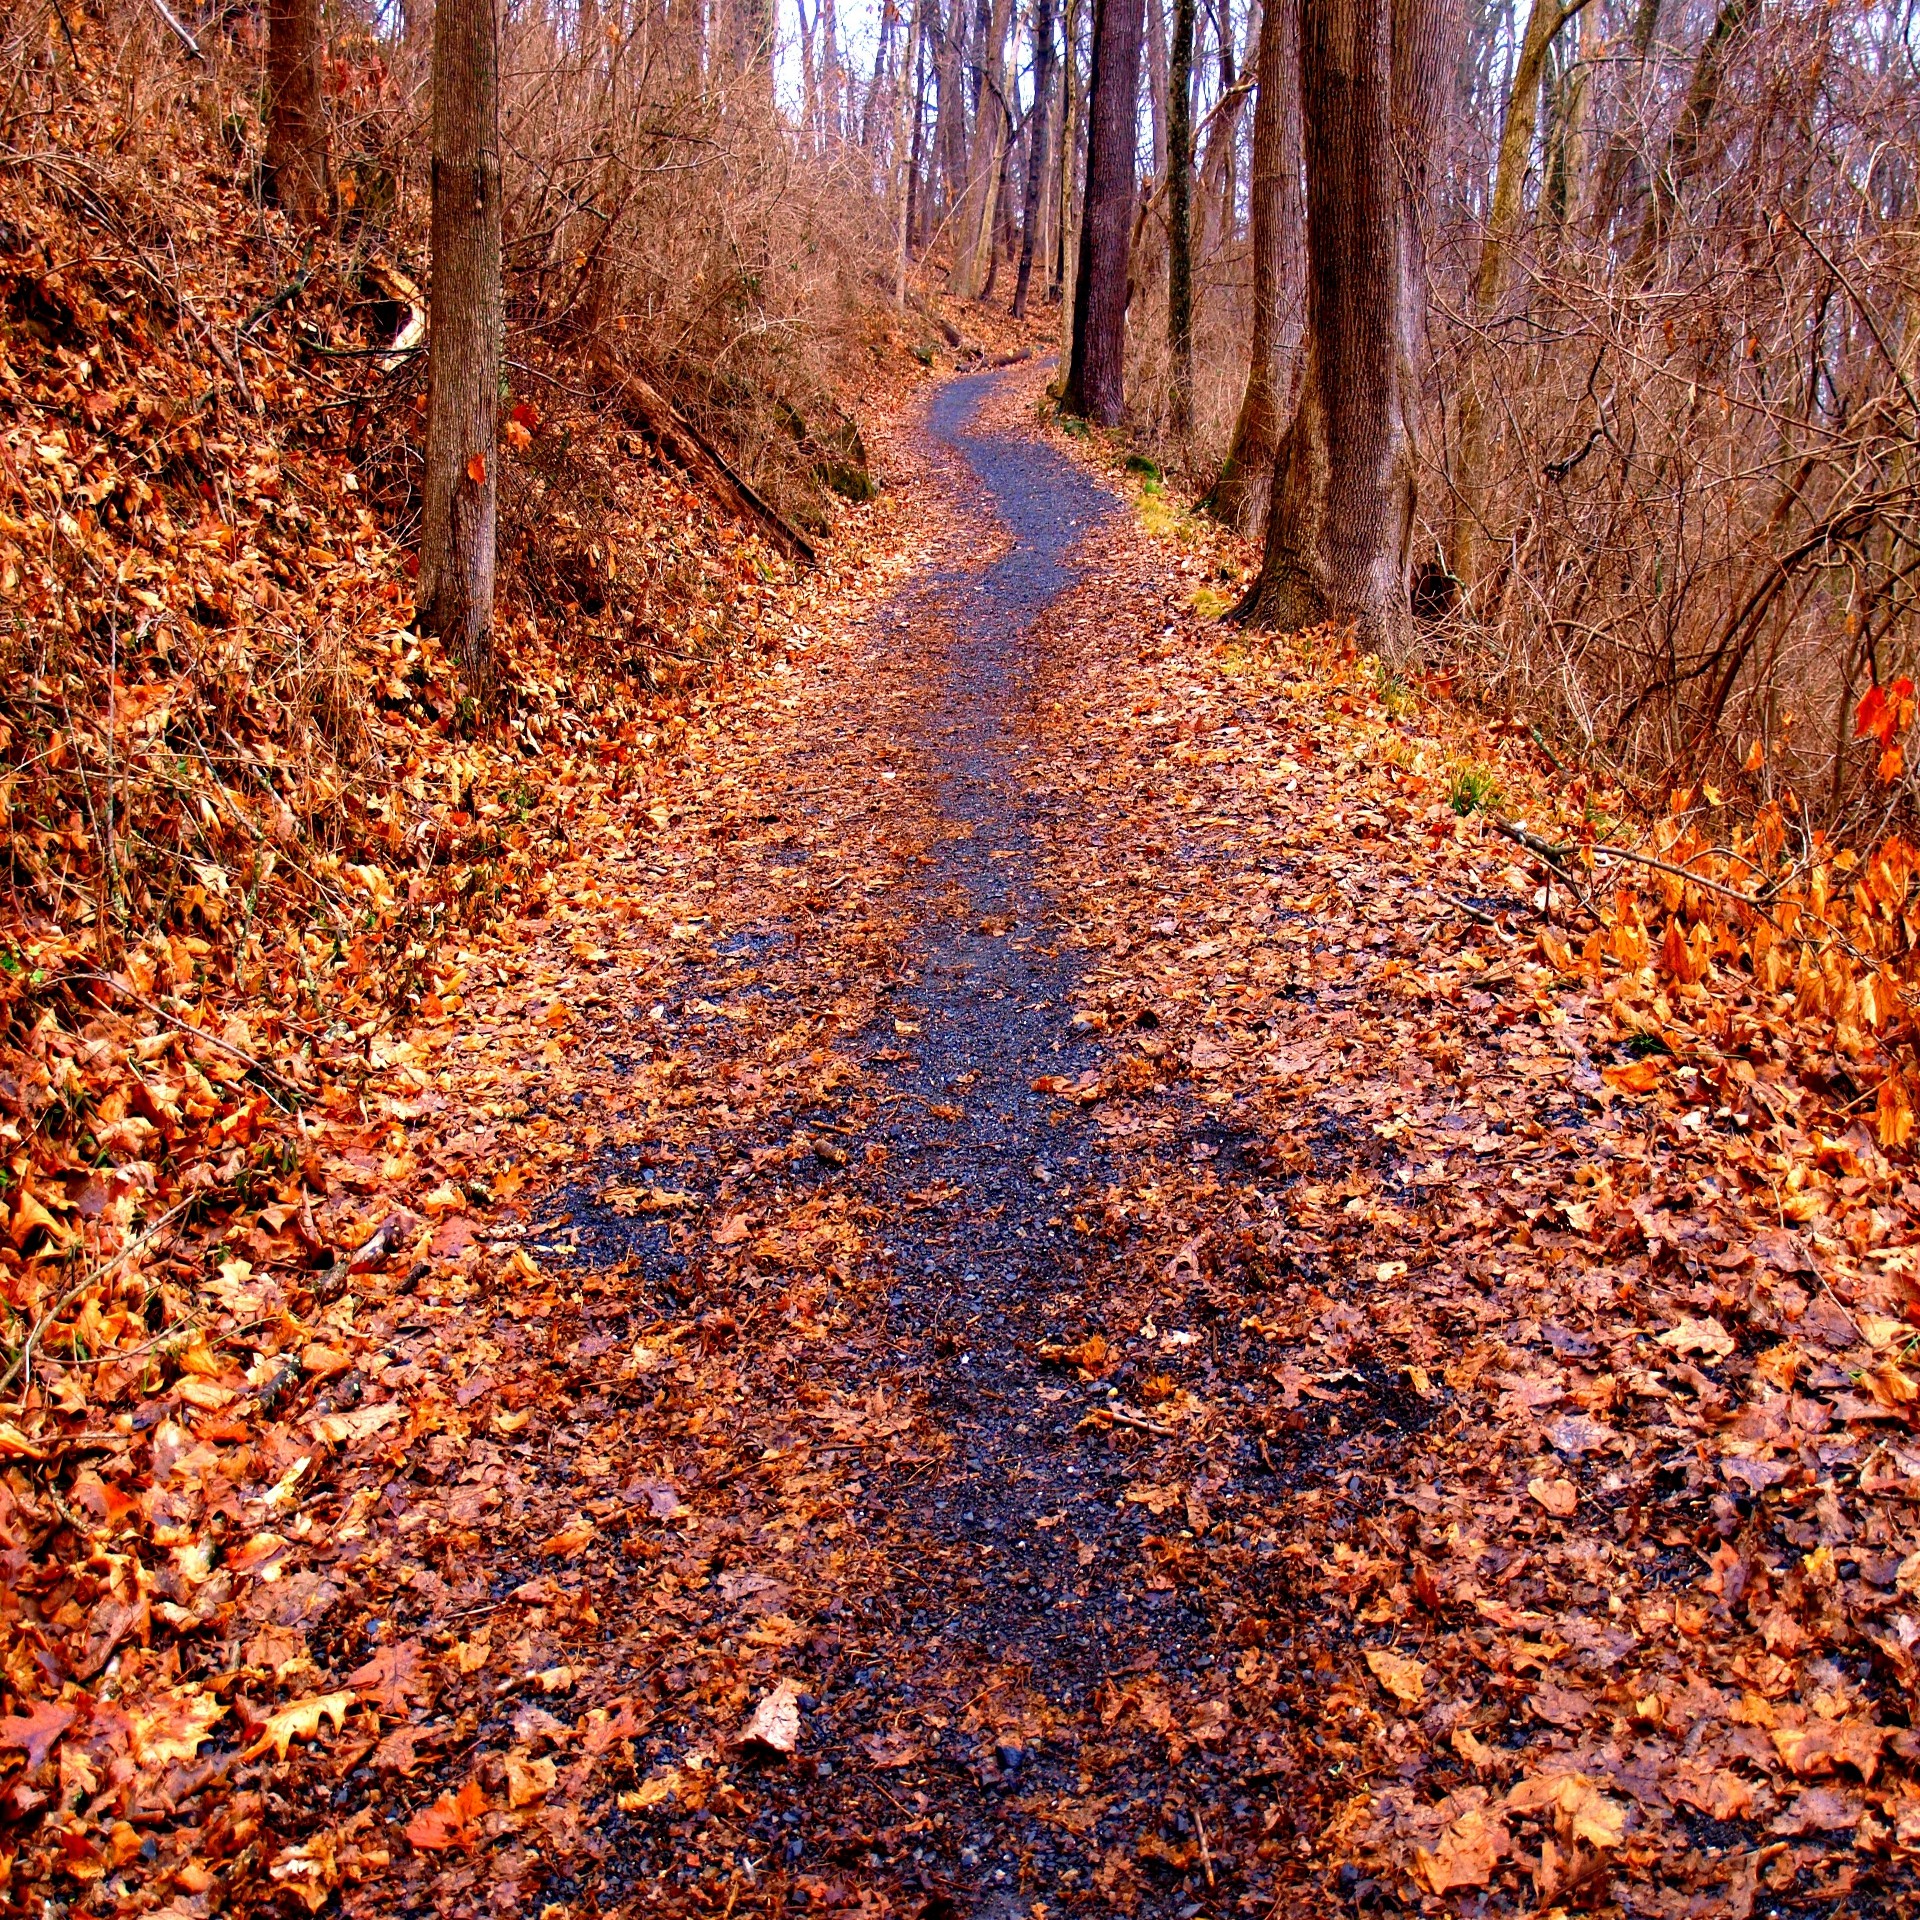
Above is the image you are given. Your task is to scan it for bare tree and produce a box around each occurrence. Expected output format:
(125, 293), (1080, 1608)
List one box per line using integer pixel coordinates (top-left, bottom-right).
(953, 0), (1016, 297)
(1447, 0), (1592, 590)
(1015, 0), (1058, 315)
(265, 0), (330, 225)
(1064, 0), (1147, 421)
(1167, 0), (1197, 430)
(418, 0), (503, 689)
(1208, 0), (1301, 529)
(1236, 0), (1457, 651)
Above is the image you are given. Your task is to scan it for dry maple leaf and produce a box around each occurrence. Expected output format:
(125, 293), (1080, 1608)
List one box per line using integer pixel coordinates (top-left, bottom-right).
(1505, 1770), (1627, 1849)
(506, 1750), (557, 1808)
(406, 1776), (487, 1851)
(244, 1689), (354, 1762)
(1527, 1475), (1578, 1517)
(1416, 1802), (1510, 1894)
(348, 1640), (429, 1716)
(1364, 1648), (1427, 1709)
(0, 1700), (73, 1769)
(130, 1688), (229, 1768)
(1657, 1315), (1736, 1360)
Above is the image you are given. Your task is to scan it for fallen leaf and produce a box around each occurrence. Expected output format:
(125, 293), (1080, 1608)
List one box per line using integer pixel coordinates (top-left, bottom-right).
(740, 1678), (803, 1753)
(244, 1690), (354, 1762)
(1528, 1475), (1578, 1517)
(1365, 1648), (1427, 1709)
(0, 1701), (73, 1770)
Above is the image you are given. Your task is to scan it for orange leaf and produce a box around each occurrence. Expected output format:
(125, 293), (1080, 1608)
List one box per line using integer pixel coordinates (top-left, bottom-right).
(1880, 744), (1904, 783)
(466, 452), (487, 486)
(405, 1776), (486, 1852)
(1603, 1058), (1662, 1094)
(1857, 683), (1891, 744)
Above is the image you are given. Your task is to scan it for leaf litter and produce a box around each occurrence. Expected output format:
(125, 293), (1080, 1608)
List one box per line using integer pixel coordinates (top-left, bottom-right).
(7, 202), (1920, 1917)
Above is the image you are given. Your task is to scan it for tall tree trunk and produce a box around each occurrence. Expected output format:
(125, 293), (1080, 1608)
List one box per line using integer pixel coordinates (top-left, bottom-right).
(1447, 0), (1587, 589)
(953, 0), (1016, 297)
(908, 0), (933, 245)
(1167, 0), (1197, 431)
(820, 0), (844, 141)
(265, 0), (330, 225)
(864, 0), (897, 150)
(1014, 0), (1058, 315)
(1054, 0), (1081, 309)
(419, 0), (502, 690)
(1630, 0), (1752, 276)
(1237, 0), (1457, 654)
(1587, 0), (1662, 241)
(898, 0), (927, 298)
(1196, 0), (1248, 260)
(935, 0), (971, 230)
(1209, 0), (1300, 529)
(1064, 0), (1146, 421)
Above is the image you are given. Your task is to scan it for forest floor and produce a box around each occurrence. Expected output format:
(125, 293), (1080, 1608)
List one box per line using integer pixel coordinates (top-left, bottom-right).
(17, 361), (1920, 1920)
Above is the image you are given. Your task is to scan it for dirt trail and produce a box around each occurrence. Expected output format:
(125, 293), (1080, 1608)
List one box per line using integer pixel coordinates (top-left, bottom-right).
(522, 369), (1294, 1917)
(338, 368), (1920, 1920)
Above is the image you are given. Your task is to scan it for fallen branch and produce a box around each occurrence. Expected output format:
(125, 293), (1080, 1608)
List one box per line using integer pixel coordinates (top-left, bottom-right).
(1491, 816), (1772, 918)
(589, 352), (817, 569)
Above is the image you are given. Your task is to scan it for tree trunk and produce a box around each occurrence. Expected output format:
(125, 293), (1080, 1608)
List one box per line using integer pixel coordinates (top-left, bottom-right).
(1630, 0), (1752, 276)
(864, 0), (898, 151)
(934, 0), (971, 230)
(1209, 0), (1300, 530)
(265, 0), (330, 226)
(1014, 0), (1057, 315)
(908, 0), (932, 245)
(1196, 0), (1248, 261)
(953, 0), (1016, 297)
(1167, 0), (1197, 432)
(419, 0), (503, 691)
(1447, 0), (1585, 590)
(1054, 0), (1081, 311)
(1587, 0), (1662, 241)
(898, 0), (927, 299)
(1237, 0), (1456, 654)
(1064, 0), (1147, 422)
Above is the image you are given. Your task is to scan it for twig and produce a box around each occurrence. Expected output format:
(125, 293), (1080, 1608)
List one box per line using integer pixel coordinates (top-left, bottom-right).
(1193, 1805), (1216, 1889)
(142, 0), (204, 60)
(48, 0), (84, 72)
(0, 1199), (193, 1400)
(1491, 816), (1777, 921)
(55, 971), (303, 1099)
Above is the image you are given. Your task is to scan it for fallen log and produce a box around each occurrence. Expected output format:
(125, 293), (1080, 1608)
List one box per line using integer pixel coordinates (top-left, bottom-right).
(588, 353), (817, 569)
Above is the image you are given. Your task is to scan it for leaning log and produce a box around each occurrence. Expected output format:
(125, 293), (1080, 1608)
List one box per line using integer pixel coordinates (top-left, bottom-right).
(588, 353), (818, 569)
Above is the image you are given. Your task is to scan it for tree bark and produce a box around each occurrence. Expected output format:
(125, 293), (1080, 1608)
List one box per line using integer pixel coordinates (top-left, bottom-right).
(1064, 0), (1146, 422)
(1587, 0), (1662, 241)
(898, 0), (928, 299)
(1014, 0), (1058, 315)
(419, 0), (503, 691)
(265, 0), (330, 226)
(1209, 0), (1300, 530)
(1054, 0), (1081, 312)
(953, 0), (1016, 297)
(1167, 0), (1197, 432)
(1236, 0), (1457, 654)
